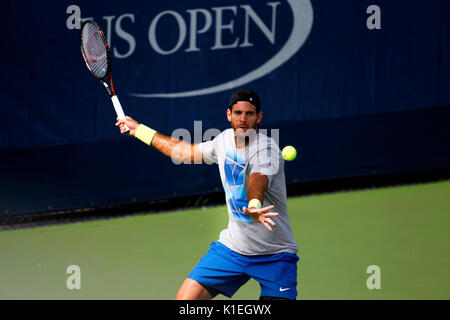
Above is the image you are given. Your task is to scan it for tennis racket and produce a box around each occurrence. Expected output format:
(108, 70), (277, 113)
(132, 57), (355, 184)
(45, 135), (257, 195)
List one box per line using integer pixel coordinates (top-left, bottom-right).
(79, 20), (130, 133)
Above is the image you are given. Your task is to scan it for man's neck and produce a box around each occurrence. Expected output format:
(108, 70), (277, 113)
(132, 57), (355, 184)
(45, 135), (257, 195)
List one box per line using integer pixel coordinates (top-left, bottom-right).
(234, 128), (259, 149)
(234, 136), (249, 149)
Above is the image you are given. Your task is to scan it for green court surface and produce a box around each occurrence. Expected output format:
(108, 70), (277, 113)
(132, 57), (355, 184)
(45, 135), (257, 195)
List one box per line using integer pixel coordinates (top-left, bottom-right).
(1, 180), (449, 300)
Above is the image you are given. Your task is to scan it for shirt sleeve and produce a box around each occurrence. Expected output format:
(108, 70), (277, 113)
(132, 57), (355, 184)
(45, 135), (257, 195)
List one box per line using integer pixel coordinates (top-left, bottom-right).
(248, 142), (282, 187)
(199, 139), (218, 164)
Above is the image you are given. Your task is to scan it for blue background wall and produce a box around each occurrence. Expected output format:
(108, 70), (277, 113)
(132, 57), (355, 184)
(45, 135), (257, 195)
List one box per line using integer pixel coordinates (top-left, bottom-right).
(1, 0), (449, 215)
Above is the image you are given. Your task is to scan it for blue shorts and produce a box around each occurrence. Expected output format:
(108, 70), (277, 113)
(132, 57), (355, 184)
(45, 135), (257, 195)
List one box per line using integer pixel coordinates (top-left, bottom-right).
(187, 241), (299, 300)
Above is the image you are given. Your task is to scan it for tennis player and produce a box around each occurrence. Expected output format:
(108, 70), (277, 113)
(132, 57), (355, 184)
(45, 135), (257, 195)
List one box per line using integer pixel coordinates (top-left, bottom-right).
(116, 89), (299, 300)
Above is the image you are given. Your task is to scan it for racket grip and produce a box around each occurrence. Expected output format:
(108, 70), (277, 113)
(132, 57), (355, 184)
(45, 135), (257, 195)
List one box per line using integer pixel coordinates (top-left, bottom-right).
(111, 95), (130, 134)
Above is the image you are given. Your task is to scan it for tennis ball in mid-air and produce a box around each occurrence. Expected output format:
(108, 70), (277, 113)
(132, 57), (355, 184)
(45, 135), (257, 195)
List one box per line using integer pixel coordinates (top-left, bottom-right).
(282, 146), (297, 161)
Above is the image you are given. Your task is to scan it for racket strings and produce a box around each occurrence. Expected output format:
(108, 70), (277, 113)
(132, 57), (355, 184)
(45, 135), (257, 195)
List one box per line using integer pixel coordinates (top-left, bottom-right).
(81, 23), (109, 79)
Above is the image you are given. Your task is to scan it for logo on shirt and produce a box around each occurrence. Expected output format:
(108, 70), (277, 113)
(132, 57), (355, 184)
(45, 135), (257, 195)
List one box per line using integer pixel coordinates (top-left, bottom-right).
(223, 150), (253, 222)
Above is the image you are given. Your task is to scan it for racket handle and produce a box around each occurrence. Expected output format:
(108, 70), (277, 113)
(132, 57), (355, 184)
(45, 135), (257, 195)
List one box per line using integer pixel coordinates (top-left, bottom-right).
(111, 95), (130, 134)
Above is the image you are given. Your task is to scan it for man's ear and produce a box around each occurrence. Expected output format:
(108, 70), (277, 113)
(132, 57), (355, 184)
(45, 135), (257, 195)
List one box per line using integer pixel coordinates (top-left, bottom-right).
(227, 108), (232, 122)
(257, 111), (263, 124)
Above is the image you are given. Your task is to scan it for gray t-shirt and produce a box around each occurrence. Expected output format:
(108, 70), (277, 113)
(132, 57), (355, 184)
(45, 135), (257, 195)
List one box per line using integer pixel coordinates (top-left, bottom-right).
(199, 128), (298, 256)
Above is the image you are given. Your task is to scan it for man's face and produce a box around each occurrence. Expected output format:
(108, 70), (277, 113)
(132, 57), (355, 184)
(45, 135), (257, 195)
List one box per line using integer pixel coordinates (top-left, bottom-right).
(227, 101), (263, 137)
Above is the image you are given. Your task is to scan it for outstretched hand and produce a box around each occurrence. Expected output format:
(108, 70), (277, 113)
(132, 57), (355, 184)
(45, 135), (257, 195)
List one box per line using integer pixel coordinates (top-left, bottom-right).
(242, 205), (279, 231)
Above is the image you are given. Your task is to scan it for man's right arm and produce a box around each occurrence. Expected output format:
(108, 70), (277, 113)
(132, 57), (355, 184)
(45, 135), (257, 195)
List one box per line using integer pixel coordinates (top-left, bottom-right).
(116, 116), (204, 164)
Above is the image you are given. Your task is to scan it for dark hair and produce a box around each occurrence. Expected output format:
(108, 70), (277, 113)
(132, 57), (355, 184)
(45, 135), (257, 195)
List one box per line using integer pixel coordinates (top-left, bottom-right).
(229, 89), (261, 113)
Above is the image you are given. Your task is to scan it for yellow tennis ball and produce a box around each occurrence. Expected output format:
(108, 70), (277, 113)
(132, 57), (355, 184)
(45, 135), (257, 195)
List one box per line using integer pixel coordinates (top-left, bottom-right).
(282, 146), (297, 161)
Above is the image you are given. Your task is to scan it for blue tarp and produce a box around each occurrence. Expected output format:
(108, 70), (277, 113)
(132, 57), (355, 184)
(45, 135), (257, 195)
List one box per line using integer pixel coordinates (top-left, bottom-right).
(1, 0), (449, 215)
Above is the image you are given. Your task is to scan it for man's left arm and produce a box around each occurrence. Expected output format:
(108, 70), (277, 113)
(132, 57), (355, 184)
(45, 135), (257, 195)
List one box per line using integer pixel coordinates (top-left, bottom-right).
(247, 172), (269, 204)
(243, 172), (279, 231)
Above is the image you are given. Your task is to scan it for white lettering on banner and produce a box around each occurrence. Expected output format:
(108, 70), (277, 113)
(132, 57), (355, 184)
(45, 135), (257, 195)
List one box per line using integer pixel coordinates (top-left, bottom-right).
(69, 1), (313, 97)
(211, 6), (240, 50)
(102, 14), (137, 59)
(240, 2), (281, 47)
(114, 14), (136, 59)
(149, 11), (187, 55)
(185, 9), (213, 52)
(130, 0), (313, 98)
(149, 4), (281, 53)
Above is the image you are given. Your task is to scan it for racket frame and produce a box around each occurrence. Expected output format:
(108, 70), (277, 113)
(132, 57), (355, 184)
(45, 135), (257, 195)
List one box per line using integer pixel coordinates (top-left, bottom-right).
(79, 20), (129, 133)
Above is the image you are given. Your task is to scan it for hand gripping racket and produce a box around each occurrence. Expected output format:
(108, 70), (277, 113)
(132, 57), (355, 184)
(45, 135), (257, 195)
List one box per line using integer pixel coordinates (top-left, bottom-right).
(79, 20), (130, 133)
